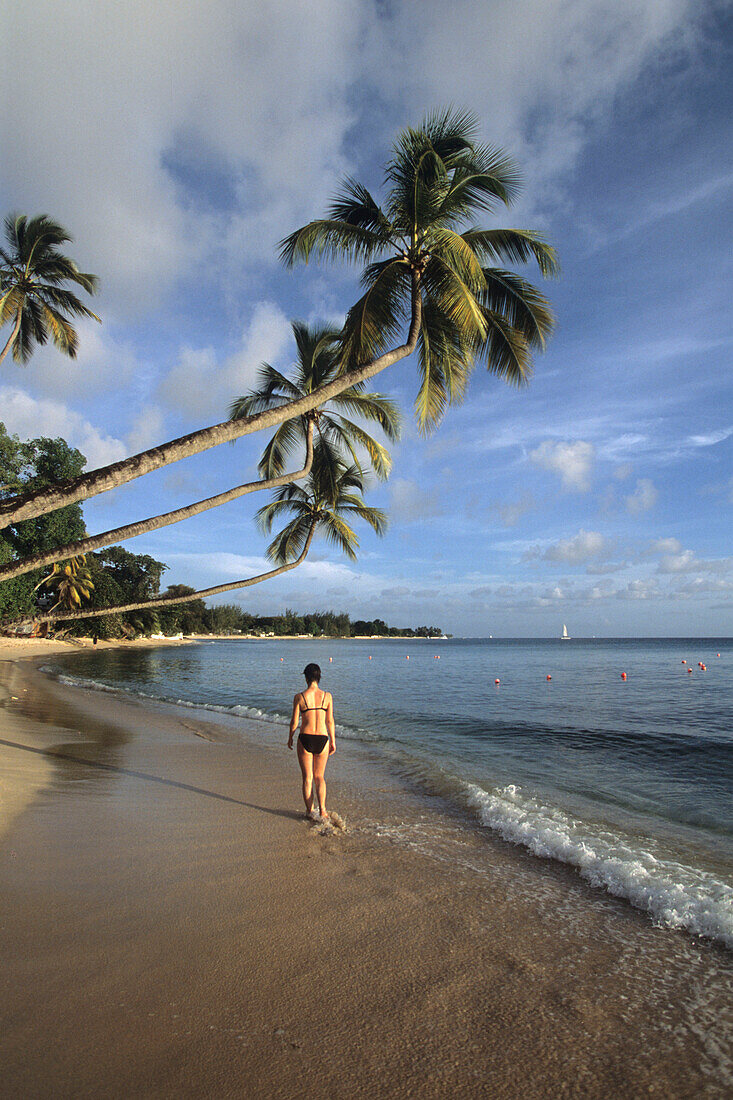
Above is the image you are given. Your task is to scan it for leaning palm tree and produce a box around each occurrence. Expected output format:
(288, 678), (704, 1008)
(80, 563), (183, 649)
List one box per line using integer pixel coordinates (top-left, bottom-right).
(0, 214), (100, 367)
(18, 455), (385, 627)
(229, 319), (401, 484)
(257, 453), (387, 565)
(1, 109), (557, 530)
(280, 107), (558, 431)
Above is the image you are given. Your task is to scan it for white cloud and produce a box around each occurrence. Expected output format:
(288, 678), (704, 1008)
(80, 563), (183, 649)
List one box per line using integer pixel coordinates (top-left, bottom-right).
(0, 386), (127, 469)
(496, 494), (535, 527)
(2, 2), (363, 311)
(619, 579), (660, 600)
(684, 427), (733, 448)
(127, 406), (165, 454)
(2, 0), (710, 323)
(527, 529), (608, 565)
(1, 319), (141, 401)
(530, 440), (595, 491)
(361, 0), (705, 211)
(625, 478), (658, 515)
(389, 479), (444, 523)
(657, 551), (733, 576)
(157, 301), (292, 420)
(650, 537), (682, 555)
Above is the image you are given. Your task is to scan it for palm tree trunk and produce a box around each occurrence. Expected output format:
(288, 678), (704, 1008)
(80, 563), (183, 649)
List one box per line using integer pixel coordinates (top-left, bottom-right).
(0, 309), (23, 366)
(0, 277), (422, 528)
(0, 420), (315, 584)
(14, 525), (317, 629)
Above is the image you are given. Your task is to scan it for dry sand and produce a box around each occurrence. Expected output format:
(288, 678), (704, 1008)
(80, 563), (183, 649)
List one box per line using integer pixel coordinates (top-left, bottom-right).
(1, 641), (731, 1098)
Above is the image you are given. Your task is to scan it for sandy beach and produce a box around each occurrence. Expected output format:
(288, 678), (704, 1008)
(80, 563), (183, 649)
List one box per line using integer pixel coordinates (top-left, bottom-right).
(1, 640), (731, 1098)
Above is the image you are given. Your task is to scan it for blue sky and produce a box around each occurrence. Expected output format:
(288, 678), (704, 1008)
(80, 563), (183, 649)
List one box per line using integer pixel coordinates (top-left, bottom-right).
(1, 0), (731, 636)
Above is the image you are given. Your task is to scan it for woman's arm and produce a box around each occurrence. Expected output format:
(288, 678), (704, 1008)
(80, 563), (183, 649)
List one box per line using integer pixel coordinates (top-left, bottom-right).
(326, 694), (336, 754)
(288, 695), (300, 750)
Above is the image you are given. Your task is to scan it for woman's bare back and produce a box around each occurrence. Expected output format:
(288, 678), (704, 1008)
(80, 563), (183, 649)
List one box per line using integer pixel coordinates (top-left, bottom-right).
(296, 688), (331, 736)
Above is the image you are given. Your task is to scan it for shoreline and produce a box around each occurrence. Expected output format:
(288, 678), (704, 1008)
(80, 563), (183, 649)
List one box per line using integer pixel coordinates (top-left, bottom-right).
(1, 647), (732, 1096)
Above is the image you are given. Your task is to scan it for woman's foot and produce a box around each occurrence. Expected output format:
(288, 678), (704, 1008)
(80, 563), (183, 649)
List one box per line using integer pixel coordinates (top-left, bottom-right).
(319, 809), (330, 821)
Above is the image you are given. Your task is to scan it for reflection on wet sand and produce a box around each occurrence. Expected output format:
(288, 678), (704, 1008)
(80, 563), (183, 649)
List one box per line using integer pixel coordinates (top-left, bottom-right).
(0, 659), (130, 794)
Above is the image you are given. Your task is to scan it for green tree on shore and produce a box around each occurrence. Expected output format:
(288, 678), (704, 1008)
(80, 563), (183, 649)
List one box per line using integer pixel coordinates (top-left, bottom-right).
(0, 214), (100, 367)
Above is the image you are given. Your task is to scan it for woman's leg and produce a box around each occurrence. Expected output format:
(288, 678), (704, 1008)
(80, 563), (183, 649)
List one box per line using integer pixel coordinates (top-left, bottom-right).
(313, 742), (330, 819)
(296, 739), (314, 814)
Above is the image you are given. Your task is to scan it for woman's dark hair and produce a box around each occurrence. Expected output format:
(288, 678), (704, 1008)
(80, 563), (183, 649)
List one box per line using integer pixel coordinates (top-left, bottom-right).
(303, 663), (321, 684)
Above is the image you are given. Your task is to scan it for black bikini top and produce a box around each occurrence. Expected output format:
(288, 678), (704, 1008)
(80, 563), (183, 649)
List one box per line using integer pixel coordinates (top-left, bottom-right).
(300, 691), (328, 711)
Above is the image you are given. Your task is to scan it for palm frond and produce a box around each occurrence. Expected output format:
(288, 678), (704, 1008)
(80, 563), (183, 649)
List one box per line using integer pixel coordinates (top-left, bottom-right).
(461, 228), (559, 276)
(421, 255), (486, 341)
(325, 416), (392, 480)
(341, 258), (411, 368)
(426, 226), (487, 292)
(414, 296), (473, 432)
(278, 220), (385, 267)
(40, 304), (77, 356)
(266, 513), (315, 564)
(327, 388), (402, 440)
(479, 269), (555, 349)
(474, 309), (532, 386)
(320, 511), (359, 561)
(328, 178), (393, 239)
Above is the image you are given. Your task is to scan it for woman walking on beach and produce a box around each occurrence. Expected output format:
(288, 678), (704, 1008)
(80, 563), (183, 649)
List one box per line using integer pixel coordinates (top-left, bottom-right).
(288, 663), (335, 820)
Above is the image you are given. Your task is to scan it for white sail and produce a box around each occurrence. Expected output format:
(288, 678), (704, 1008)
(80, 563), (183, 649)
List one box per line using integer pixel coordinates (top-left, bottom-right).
(561, 623), (570, 639)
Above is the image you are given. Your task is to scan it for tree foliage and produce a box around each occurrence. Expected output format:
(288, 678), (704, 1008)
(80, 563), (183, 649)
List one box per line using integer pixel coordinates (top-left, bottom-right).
(280, 107), (558, 432)
(0, 214), (100, 366)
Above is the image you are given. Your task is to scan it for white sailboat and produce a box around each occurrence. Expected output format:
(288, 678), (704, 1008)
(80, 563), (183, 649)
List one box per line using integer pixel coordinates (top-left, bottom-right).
(561, 623), (570, 640)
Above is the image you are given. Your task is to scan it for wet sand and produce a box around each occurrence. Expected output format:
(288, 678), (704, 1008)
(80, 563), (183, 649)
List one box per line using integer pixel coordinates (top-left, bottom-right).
(1, 648), (731, 1098)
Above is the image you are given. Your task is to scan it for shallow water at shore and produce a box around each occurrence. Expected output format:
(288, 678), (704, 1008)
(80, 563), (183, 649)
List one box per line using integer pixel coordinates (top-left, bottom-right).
(42, 636), (733, 949)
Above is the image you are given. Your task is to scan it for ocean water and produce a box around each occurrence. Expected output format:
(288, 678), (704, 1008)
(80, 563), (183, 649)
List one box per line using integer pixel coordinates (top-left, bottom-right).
(44, 636), (733, 949)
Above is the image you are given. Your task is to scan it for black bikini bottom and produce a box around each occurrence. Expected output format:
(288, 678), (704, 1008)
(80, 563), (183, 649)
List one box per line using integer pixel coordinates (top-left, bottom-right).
(298, 733), (329, 755)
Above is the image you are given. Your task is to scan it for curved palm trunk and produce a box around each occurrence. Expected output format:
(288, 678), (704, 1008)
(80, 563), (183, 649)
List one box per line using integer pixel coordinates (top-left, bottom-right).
(0, 420), (315, 584)
(13, 525), (317, 629)
(0, 309), (22, 366)
(0, 276), (422, 528)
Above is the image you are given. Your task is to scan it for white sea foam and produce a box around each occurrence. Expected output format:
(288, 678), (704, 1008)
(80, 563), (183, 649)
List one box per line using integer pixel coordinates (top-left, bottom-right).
(464, 781), (733, 949)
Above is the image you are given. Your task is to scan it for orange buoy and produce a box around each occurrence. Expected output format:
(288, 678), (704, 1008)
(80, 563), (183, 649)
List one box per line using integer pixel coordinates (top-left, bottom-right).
(621, 672), (627, 681)
(682, 659), (687, 664)
(369, 655), (372, 660)
(329, 657), (333, 662)
(494, 678), (500, 685)
(717, 653), (721, 657)
(701, 664), (707, 671)
(546, 675), (552, 681)
(280, 657), (284, 662)
(687, 667), (693, 673)
(406, 655), (409, 660)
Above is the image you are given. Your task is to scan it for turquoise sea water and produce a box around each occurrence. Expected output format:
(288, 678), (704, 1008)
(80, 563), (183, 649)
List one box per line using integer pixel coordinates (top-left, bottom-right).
(44, 636), (733, 948)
